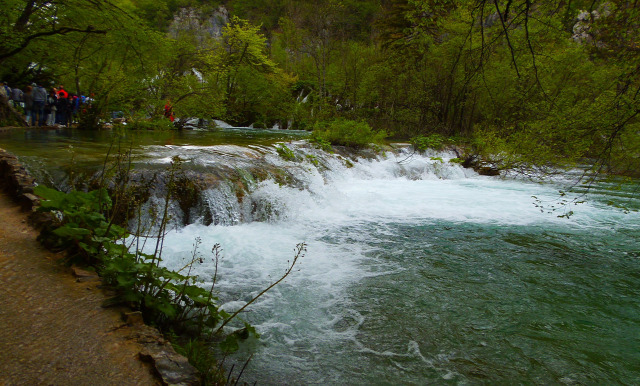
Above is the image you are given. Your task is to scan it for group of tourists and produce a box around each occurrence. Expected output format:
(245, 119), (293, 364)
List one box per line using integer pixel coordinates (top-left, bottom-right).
(0, 81), (92, 127)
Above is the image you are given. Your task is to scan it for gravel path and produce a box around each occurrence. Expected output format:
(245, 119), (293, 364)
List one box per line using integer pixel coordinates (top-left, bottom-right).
(0, 191), (160, 385)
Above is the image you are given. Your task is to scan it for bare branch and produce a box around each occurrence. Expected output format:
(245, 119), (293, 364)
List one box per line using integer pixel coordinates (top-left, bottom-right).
(214, 242), (306, 335)
(493, 0), (520, 77)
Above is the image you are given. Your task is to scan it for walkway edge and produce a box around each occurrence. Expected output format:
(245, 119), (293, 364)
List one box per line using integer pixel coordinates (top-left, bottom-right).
(0, 146), (200, 385)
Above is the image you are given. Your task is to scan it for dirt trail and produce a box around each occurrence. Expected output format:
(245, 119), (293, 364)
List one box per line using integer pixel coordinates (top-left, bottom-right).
(0, 191), (160, 385)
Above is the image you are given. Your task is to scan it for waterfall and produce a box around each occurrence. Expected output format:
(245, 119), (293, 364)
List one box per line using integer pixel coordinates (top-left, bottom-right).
(148, 142), (638, 384)
(134, 143), (483, 228)
(3, 127), (638, 384)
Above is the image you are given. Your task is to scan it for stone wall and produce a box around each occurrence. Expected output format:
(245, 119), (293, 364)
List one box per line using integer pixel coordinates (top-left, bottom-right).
(0, 148), (40, 210)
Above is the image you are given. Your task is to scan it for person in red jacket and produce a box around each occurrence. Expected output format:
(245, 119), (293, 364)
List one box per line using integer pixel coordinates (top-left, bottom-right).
(164, 100), (175, 122)
(56, 86), (69, 125)
(57, 85), (68, 99)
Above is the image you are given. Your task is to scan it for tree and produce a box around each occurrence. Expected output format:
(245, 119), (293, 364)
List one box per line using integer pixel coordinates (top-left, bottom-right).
(0, 0), (112, 63)
(204, 16), (293, 125)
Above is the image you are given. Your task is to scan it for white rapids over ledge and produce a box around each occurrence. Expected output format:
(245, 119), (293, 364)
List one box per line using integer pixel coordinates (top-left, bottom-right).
(139, 142), (638, 384)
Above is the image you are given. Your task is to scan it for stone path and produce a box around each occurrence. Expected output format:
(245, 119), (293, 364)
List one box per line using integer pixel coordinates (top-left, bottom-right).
(0, 191), (160, 385)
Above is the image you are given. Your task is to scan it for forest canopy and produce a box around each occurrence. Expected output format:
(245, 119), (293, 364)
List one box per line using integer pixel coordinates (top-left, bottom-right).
(1, 0), (638, 175)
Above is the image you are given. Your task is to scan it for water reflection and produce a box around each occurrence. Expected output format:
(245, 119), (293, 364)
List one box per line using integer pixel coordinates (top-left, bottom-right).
(0, 126), (309, 168)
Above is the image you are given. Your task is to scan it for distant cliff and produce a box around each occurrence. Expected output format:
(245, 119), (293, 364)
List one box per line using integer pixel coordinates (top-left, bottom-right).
(168, 5), (229, 44)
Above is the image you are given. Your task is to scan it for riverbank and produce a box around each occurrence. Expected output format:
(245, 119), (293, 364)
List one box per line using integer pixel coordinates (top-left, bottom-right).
(0, 190), (161, 384)
(0, 146), (200, 385)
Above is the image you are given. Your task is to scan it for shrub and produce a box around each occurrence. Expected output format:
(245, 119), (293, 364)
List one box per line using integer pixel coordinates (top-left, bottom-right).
(310, 137), (333, 152)
(34, 185), (230, 334)
(34, 154), (306, 383)
(35, 186), (126, 264)
(411, 134), (446, 151)
(34, 182), (304, 342)
(117, 116), (176, 131)
(311, 118), (386, 148)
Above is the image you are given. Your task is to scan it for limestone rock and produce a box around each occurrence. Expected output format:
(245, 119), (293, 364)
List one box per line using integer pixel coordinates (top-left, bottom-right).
(139, 347), (200, 386)
(71, 266), (100, 282)
(123, 311), (145, 326)
(168, 6), (229, 44)
(0, 148), (37, 210)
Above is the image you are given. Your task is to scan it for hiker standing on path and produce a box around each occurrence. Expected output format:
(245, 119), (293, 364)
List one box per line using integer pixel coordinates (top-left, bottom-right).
(23, 86), (33, 125)
(56, 86), (69, 125)
(31, 83), (47, 126)
(0, 81), (7, 102)
(11, 87), (23, 109)
(46, 89), (57, 126)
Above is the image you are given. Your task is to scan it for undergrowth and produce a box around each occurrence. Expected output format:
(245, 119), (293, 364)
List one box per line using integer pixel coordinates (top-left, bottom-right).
(34, 149), (305, 385)
(410, 134), (468, 152)
(114, 116), (176, 131)
(311, 118), (386, 149)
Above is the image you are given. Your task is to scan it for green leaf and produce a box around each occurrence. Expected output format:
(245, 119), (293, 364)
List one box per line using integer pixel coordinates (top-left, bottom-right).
(34, 185), (67, 204)
(145, 295), (177, 318)
(53, 226), (92, 238)
(219, 334), (240, 353)
(204, 315), (219, 328)
(244, 322), (260, 339)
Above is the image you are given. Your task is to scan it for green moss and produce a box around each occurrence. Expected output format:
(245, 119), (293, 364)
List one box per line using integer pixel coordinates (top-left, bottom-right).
(305, 154), (319, 166)
(275, 144), (298, 161)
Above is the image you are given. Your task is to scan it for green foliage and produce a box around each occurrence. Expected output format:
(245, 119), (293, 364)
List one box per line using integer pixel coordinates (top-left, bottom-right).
(3, 0), (639, 178)
(219, 323), (260, 353)
(310, 137), (334, 153)
(0, 99), (26, 127)
(275, 144), (297, 161)
(35, 186), (126, 263)
(312, 118), (386, 148)
(173, 339), (227, 385)
(101, 241), (228, 338)
(34, 183), (256, 352)
(411, 134), (446, 151)
(305, 154), (319, 166)
(203, 16), (295, 126)
(118, 117), (177, 131)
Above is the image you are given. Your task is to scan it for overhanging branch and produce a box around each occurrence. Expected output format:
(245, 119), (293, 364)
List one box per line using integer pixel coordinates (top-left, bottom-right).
(0, 26), (107, 62)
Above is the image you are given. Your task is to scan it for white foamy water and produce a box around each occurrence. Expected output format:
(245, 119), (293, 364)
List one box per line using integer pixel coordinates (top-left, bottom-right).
(2, 125), (636, 383)
(154, 147), (639, 384)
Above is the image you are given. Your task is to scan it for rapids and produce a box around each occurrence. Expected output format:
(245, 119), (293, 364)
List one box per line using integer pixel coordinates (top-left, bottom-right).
(153, 144), (638, 384)
(1, 127), (638, 384)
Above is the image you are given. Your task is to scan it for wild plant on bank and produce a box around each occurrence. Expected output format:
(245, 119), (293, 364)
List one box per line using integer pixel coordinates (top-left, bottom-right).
(34, 149), (305, 384)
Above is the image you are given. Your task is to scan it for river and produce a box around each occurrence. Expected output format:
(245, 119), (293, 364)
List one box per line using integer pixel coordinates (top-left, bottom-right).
(1, 127), (638, 384)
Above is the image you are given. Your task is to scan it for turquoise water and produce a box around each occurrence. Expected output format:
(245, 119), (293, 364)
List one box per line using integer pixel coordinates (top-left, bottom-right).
(153, 151), (639, 384)
(339, 222), (638, 383)
(1, 129), (638, 384)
